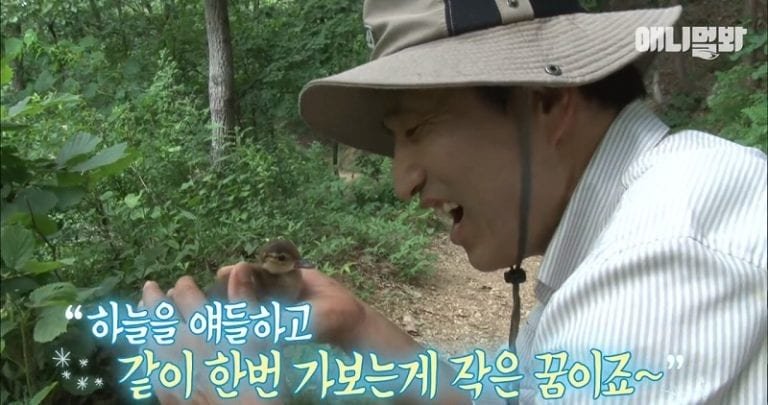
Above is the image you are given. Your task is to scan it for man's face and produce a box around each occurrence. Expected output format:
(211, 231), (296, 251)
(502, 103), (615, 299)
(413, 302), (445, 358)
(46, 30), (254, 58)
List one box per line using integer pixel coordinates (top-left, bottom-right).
(385, 88), (558, 271)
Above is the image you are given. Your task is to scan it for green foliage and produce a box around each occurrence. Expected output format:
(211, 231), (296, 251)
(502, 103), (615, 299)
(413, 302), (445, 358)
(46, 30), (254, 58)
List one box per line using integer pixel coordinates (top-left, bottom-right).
(1, 56), (135, 401)
(663, 29), (767, 152)
(661, 92), (704, 130)
(697, 31), (768, 151)
(1, 4), (433, 399)
(2, 0), (762, 403)
(232, 0), (368, 132)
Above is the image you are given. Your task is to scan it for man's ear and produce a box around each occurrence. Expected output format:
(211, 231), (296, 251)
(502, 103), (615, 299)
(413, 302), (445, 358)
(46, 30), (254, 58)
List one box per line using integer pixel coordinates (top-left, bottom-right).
(529, 87), (577, 146)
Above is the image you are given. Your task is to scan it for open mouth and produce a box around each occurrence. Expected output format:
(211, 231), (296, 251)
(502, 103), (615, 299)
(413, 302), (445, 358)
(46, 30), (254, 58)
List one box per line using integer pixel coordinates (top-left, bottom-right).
(440, 202), (466, 244)
(450, 205), (464, 224)
(438, 202), (464, 224)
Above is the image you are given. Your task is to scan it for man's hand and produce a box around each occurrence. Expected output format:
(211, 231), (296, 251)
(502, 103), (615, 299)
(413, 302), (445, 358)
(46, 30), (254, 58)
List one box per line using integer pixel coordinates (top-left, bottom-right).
(141, 273), (280, 405)
(143, 264), (471, 405)
(215, 263), (368, 349)
(215, 263), (471, 404)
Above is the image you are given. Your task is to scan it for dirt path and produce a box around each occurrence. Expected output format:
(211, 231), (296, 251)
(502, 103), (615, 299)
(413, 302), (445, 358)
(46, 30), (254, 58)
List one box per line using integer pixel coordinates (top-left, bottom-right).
(366, 234), (540, 356)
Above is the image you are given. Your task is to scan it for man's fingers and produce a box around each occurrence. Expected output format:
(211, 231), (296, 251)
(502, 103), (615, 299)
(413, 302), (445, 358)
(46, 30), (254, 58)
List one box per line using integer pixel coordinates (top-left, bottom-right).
(168, 276), (207, 321)
(229, 262), (259, 303)
(295, 268), (367, 346)
(298, 267), (326, 291)
(216, 265), (234, 279)
(141, 281), (166, 309)
(300, 267), (343, 298)
(154, 388), (182, 405)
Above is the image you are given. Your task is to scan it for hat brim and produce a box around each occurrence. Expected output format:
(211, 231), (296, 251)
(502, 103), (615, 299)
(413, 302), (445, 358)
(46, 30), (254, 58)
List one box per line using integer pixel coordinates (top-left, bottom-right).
(299, 6), (682, 157)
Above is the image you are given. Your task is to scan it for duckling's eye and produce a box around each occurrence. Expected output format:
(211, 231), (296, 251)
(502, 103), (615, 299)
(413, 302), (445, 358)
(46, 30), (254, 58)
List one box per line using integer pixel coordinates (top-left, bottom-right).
(277, 254), (287, 261)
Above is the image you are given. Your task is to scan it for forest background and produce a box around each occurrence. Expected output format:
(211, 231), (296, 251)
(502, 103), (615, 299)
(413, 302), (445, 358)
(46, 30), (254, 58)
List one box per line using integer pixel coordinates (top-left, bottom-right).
(1, 0), (766, 403)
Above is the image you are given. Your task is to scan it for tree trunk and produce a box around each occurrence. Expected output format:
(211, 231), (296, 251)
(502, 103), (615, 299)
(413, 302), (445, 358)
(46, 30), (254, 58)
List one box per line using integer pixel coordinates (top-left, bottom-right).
(203, 0), (238, 166)
(332, 142), (339, 176)
(667, 0), (693, 93)
(115, 0), (128, 50)
(744, 0), (763, 31)
(88, 0), (102, 28)
(9, 23), (24, 92)
(650, 69), (664, 106)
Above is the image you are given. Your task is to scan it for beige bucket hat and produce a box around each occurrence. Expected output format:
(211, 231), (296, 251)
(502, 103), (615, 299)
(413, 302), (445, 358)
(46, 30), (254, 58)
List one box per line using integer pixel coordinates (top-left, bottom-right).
(299, 0), (682, 157)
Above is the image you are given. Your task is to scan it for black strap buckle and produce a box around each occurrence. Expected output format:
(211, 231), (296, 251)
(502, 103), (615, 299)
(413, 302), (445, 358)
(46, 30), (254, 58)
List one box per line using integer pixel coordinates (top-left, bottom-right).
(504, 267), (526, 284)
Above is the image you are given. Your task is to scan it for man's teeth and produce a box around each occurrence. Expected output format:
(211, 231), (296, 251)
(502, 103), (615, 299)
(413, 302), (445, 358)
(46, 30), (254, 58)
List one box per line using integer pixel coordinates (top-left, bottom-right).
(437, 202), (460, 217)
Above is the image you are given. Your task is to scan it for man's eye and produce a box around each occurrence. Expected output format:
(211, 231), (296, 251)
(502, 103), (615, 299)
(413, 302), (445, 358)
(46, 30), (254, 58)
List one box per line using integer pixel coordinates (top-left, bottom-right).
(405, 124), (425, 139)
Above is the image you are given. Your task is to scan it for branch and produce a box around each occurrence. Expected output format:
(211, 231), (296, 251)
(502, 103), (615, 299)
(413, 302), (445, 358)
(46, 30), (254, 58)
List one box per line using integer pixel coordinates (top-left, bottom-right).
(24, 199), (62, 281)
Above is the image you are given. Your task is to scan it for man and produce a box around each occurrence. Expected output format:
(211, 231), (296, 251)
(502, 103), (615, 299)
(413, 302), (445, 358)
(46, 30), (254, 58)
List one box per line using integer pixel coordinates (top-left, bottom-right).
(144, 0), (767, 403)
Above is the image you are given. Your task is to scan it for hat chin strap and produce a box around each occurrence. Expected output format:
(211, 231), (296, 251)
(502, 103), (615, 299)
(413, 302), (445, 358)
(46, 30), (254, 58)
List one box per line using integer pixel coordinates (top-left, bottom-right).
(503, 93), (532, 405)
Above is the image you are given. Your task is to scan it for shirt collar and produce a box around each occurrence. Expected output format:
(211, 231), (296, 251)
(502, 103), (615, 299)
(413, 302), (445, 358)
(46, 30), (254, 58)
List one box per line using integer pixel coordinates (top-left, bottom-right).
(535, 100), (670, 301)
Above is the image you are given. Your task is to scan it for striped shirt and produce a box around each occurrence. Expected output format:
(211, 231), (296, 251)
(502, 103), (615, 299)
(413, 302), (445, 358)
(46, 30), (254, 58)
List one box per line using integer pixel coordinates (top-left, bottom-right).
(515, 100), (767, 404)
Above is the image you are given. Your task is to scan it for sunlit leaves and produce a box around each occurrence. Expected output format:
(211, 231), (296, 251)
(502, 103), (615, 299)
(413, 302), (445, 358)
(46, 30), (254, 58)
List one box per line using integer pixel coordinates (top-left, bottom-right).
(28, 283), (78, 308)
(3, 38), (23, 60)
(56, 132), (101, 167)
(70, 142), (128, 172)
(33, 306), (69, 343)
(28, 382), (57, 405)
(0, 61), (12, 86)
(22, 260), (63, 275)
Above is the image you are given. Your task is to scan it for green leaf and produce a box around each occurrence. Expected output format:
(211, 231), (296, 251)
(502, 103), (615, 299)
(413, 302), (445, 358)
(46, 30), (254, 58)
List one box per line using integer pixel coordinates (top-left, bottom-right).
(41, 93), (80, 107)
(179, 210), (197, 220)
(180, 180), (194, 190)
(751, 63), (767, 80)
(0, 61), (12, 86)
(4, 38), (23, 60)
(33, 70), (55, 93)
(0, 146), (29, 185)
(0, 225), (36, 270)
(29, 282), (78, 307)
(78, 35), (98, 48)
(167, 239), (180, 250)
(56, 171), (87, 186)
(52, 186), (85, 208)
(149, 207), (161, 219)
(124, 192), (141, 208)
(29, 382), (57, 405)
(27, 214), (58, 236)
(33, 306), (69, 343)
(94, 275), (121, 297)
(90, 150), (137, 180)
(0, 121), (27, 131)
(22, 260), (62, 275)
(23, 29), (37, 46)
(0, 277), (39, 296)
(15, 188), (58, 214)
(59, 257), (76, 265)
(7, 97), (29, 117)
(0, 319), (17, 338)
(70, 143), (128, 172)
(56, 133), (101, 167)
(76, 286), (100, 302)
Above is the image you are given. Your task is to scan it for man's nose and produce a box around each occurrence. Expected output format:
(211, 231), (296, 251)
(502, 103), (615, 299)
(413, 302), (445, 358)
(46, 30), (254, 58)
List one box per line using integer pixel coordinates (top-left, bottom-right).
(392, 146), (425, 201)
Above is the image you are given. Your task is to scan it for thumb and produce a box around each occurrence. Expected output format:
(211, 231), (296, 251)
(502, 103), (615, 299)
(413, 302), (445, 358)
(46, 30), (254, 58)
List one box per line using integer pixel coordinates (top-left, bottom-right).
(228, 262), (259, 303)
